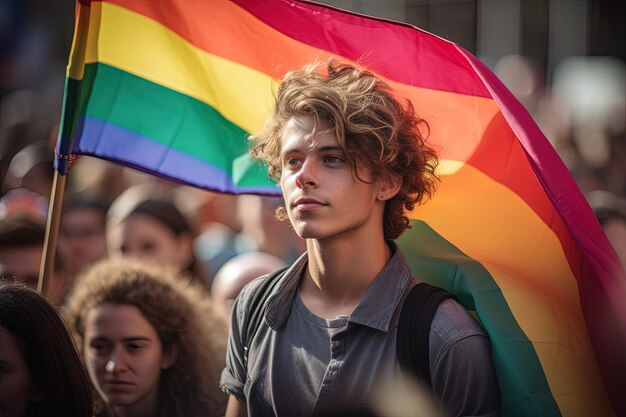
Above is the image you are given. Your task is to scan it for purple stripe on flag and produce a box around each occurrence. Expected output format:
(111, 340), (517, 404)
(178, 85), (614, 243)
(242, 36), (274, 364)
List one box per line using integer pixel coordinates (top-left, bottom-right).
(74, 117), (282, 196)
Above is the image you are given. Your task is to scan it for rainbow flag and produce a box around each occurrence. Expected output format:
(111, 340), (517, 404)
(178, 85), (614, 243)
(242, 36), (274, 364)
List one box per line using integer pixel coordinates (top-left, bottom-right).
(57, 1), (626, 416)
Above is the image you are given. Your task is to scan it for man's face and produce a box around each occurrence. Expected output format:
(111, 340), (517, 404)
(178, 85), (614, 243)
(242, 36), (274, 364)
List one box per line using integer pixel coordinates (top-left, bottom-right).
(279, 115), (384, 241)
(0, 245), (42, 287)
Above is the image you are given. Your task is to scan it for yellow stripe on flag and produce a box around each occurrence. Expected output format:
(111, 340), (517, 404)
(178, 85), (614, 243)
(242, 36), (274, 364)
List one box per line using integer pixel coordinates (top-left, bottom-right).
(85, 1), (276, 134)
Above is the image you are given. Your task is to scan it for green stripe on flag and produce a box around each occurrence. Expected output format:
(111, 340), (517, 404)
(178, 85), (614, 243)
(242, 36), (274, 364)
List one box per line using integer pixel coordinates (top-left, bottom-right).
(77, 63), (257, 179)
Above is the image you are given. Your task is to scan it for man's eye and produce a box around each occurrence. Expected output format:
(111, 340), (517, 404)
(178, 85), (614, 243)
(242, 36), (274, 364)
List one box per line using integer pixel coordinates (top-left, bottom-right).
(324, 155), (344, 164)
(286, 158), (301, 166)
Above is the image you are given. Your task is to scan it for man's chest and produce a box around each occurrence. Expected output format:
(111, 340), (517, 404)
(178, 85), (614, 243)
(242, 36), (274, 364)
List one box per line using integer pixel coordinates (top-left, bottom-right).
(245, 299), (399, 417)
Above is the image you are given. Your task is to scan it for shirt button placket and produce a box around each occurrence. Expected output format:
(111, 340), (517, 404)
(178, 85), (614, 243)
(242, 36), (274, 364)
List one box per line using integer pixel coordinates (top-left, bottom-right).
(315, 333), (345, 408)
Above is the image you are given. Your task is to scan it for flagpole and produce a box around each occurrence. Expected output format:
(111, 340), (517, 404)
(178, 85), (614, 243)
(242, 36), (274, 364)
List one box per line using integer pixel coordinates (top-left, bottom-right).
(38, 0), (91, 295)
(38, 171), (67, 295)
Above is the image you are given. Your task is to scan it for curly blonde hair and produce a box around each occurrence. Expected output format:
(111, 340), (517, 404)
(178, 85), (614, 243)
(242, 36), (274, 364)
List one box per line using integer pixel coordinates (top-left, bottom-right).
(250, 60), (439, 239)
(62, 259), (227, 417)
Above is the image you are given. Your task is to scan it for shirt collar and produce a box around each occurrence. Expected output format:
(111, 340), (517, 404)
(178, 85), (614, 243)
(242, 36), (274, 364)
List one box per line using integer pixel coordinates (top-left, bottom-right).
(349, 242), (413, 332)
(265, 242), (413, 333)
(265, 252), (308, 330)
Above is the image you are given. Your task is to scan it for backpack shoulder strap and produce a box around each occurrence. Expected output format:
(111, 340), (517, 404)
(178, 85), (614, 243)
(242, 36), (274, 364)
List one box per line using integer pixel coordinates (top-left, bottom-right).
(242, 266), (288, 365)
(397, 282), (456, 388)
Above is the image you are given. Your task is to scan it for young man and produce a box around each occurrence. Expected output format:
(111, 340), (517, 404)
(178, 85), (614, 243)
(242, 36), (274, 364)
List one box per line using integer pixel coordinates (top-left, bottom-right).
(220, 61), (501, 417)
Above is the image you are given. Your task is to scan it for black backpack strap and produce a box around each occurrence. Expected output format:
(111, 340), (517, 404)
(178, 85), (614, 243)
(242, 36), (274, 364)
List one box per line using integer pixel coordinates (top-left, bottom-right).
(397, 282), (456, 388)
(242, 266), (288, 365)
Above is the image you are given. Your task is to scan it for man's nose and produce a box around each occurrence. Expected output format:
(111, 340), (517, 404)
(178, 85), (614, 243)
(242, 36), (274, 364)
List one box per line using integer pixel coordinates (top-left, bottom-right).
(295, 159), (319, 189)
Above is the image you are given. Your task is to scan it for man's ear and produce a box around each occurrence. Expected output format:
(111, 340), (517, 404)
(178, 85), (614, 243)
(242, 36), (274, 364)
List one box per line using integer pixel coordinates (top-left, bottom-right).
(162, 345), (179, 370)
(377, 175), (402, 201)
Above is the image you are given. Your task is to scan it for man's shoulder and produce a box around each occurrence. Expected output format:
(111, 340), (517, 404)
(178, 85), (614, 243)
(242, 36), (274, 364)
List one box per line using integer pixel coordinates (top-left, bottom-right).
(237, 272), (276, 303)
(430, 298), (488, 347)
(232, 260), (303, 332)
(232, 267), (288, 318)
(425, 297), (501, 416)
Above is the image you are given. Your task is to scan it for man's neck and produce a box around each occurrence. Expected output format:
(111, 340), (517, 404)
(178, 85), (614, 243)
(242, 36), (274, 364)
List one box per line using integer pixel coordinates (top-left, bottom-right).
(299, 230), (391, 319)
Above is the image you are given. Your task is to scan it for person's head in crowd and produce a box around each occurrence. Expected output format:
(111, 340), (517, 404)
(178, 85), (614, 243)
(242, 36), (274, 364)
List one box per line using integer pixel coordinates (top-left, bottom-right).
(0, 188), (48, 222)
(211, 251), (287, 324)
(0, 118), (54, 197)
(0, 213), (45, 288)
(63, 259), (227, 417)
(236, 195), (305, 263)
(4, 142), (54, 198)
(107, 198), (208, 288)
(0, 282), (94, 417)
(57, 193), (109, 279)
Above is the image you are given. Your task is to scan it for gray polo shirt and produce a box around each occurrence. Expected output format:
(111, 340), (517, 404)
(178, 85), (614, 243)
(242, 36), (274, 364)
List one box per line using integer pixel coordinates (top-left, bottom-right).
(220, 245), (500, 417)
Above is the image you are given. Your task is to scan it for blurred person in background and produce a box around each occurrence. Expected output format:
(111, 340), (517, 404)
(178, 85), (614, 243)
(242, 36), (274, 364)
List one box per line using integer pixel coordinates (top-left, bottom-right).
(195, 194), (306, 282)
(2, 142), (54, 199)
(182, 188), (242, 284)
(0, 122), (40, 195)
(211, 251), (287, 325)
(235, 195), (306, 264)
(0, 213), (44, 288)
(0, 282), (94, 417)
(107, 197), (210, 290)
(63, 258), (228, 417)
(0, 190), (67, 303)
(57, 193), (109, 280)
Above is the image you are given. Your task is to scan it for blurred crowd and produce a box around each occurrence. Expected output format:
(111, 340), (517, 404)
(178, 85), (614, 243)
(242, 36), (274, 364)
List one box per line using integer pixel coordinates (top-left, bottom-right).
(1, 6), (307, 415)
(0, 1), (624, 416)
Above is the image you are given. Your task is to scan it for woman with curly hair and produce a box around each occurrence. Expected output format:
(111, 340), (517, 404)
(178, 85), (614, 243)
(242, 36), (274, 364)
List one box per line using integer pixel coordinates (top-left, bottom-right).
(63, 259), (227, 417)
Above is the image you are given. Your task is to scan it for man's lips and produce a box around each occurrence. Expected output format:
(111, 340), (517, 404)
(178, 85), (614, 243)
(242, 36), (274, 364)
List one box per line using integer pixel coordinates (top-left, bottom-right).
(293, 198), (326, 211)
